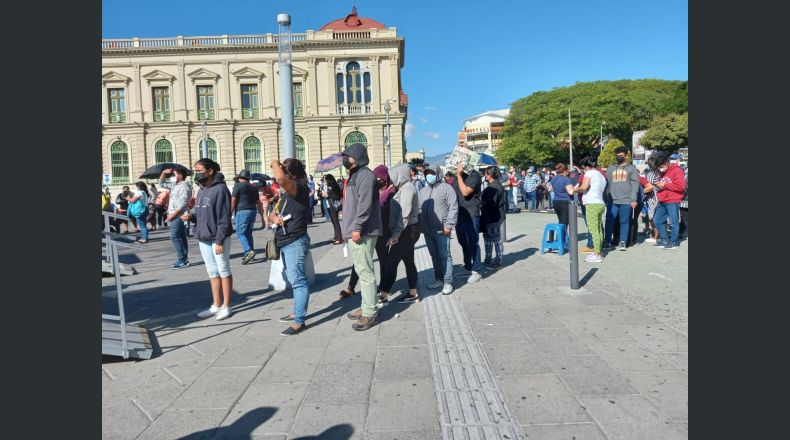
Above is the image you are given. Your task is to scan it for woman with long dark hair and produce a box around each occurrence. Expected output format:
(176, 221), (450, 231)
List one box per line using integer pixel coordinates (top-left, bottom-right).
(126, 181), (151, 243)
(272, 158), (312, 336)
(184, 158), (234, 320)
(549, 163), (576, 229)
(324, 173), (344, 244)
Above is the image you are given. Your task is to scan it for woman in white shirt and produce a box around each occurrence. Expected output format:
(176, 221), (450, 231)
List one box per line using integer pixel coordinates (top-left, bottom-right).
(574, 157), (607, 262)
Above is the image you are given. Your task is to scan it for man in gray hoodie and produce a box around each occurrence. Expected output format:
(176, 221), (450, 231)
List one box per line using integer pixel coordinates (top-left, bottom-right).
(341, 143), (383, 331)
(605, 146), (640, 251)
(419, 164), (459, 295)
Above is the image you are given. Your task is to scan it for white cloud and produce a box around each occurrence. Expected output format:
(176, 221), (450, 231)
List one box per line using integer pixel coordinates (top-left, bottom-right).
(423, 132), (440, 140)
(405, 123), (416, 138)
(424, 106), (438, 111)
(420, 117), (428, 123)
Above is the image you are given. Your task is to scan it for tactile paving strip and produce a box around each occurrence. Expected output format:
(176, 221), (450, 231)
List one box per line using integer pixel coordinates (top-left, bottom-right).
(414, 238), (526, 440)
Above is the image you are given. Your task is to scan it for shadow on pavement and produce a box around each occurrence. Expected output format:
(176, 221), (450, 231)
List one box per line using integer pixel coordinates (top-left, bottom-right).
(506, 234), (526, 242)
(177, 406), (277, 439)
(580, 267), (599, 287)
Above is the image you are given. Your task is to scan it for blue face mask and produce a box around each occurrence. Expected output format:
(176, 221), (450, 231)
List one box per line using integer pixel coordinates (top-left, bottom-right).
(425, 174), (437, 185)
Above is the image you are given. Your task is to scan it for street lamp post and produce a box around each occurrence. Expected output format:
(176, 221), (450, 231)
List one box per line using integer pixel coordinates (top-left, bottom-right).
(383, 100), (392, 167)
(201, 121), (208, 158)
(277, 13), (295, 159)
(600, 121), (606, 152)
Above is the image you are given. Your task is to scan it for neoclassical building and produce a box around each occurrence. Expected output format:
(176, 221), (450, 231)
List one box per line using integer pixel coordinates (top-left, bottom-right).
(101, 7), (408, 187)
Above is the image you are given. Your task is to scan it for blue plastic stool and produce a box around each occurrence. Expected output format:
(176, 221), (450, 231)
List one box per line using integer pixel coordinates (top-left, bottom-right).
(541, 223), (569, 256)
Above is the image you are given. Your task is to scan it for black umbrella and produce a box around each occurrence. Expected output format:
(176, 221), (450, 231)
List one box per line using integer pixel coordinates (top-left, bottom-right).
(249, 173), (271, 186)
(139, 163), (192, 179)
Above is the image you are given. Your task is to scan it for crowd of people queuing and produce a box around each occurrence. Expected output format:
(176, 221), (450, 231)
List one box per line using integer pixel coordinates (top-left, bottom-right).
(101, 143), (685, 335)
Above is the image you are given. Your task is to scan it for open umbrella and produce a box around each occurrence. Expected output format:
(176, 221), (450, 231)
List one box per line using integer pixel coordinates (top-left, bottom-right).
(249, 173), (271, 186)
(478, 153), (498, 166)
(314, 152), (344, 173)
(139, 163), (192, 179)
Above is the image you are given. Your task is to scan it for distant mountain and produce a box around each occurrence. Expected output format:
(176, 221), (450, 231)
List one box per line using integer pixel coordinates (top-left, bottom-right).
(422, 151), (452, 167)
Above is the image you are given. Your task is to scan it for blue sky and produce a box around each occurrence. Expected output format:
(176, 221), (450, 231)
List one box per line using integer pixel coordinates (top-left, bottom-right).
(103, 0), (688, 156)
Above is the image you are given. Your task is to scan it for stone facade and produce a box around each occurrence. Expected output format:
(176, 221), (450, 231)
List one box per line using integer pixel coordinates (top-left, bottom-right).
(102, 12), (407, 189)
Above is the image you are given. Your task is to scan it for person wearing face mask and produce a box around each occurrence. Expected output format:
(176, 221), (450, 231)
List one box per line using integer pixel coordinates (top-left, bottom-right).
(341, 143), (383, 331)
(418, 164), (459, 295)
(480, 166), (506, 267)
(522, 167), (541, 211)
(160, 167), (193, 269)
(604, 146), (640, 251)
(652, 151), (686, 249)
(410, 165), (425, 192)
(182, 158), (234, 321)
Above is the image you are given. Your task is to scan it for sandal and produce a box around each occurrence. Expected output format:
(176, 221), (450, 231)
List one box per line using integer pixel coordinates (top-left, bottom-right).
(378, 292), (390, 304)
(337, 288), (355, 299)
(333, 240), (343, 245)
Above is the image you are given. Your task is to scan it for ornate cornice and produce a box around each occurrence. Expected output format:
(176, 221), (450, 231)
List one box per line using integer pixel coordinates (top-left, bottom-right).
(101, 38), (403, 57)
(142, 69), (176, 85)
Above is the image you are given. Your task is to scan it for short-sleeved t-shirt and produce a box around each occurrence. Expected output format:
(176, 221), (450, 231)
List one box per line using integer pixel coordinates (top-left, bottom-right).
(232, 182), (259, 211)
(275, 182), (309, 247)
(550, 175), (574, 201)
(582, 169), (606, 205)
(452, 170), (482, 218)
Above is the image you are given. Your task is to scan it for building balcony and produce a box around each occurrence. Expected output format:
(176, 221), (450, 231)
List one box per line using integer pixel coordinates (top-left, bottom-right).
(295, 107), (303, 117)
(109, 112), (126, 123)
(153, 111), (170, 122)
(336, 104), (371, 115)
(198, 109), (215, 121)
(102, 29), (399, 51)
(242, 108), (259, 119)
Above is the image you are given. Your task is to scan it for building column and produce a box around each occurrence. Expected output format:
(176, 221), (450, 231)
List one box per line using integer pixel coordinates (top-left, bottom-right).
(177, 63), (188, 120)
(131, 64), (144, 123)
(326, 57), (336, 115)
(264, 60), (276, 118)
(388, 54), (400, 114)
(370, 56), (381, 114)
(307, 58), (318, 116)
(221, 61), (233, 120)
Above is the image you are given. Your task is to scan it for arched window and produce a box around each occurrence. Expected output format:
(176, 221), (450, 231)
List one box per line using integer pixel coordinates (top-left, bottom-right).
(110, 141), (130, 184)
(344, 131), (367, 147)
(295, 135), (306, 163)
(197, 138), (218, 163)
(154, 139), (173, 164)
(243, 136), (262, 173)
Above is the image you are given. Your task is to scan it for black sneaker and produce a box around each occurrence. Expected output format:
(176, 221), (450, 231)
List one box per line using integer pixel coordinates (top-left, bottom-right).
(397, 293), (420, 303)
(280, 323), (306, 336)
(172, 261), (188, 269)
(663, 241), (679, 250)
(279, 314), (294, 323)
(654, 240), (667, 247)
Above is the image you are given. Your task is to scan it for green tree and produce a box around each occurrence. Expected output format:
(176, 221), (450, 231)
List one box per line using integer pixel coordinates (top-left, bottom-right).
(598, 139), (631, 168)
(497, 79), (688, 166)
(640, 113), (688, 152)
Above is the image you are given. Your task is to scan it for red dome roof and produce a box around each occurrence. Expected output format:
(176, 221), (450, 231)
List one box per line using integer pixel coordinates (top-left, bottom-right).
(320, 7), (385, 31)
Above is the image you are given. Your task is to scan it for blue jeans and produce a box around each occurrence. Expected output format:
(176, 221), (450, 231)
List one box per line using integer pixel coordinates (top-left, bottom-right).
(322, 199), (331, 220)
(235, 209), (256, 254)
(654, 202), (680, 244)
(580, 205), (594, 248)
(135, 210), (149, 241)
(424, 229), (453, 283)
(524, 190), (538, 209)
(281, 234), (311, 325)
(605, 203), (632, 245)
(548, 191), (555, 209)
(456, 212), (483, 272)
(170, 217), (189, 263)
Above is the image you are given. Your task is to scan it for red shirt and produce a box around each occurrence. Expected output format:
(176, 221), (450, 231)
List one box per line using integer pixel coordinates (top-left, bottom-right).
(657, 164), (686, 203)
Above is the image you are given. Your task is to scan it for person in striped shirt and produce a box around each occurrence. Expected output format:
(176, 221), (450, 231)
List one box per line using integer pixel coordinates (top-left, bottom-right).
(521, 167), (542, 210)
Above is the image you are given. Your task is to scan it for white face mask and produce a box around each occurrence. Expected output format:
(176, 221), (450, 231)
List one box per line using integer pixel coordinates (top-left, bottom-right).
(170, 176), (177, 183)
(659, 167), (668, 173)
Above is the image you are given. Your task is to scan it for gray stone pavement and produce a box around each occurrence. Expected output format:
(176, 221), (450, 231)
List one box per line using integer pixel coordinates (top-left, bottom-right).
(102, 210), (688, 439)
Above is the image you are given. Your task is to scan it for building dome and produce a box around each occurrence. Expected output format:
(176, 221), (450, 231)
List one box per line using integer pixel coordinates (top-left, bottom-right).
(320, 7), (386, 31)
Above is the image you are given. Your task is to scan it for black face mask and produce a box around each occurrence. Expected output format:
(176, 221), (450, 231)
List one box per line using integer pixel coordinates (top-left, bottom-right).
(342, 156), (354, 170)
(194, 172), (208, 184)
(616, 156), (626, 164)
(377, 180), (386, 189)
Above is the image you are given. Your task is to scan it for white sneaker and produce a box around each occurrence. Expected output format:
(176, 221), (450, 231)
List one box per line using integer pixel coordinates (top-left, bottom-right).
(442, 283), (455, 295)
(215, 306), (232, 320)
(197, 304), (220, 318)
(644, 237), (657, 243)
(427, 279), (443, 289)
(467, 271), (483, 283)
(584, 254), (603, 263)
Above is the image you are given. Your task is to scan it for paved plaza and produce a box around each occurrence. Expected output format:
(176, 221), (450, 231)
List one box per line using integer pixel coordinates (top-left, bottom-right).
(102, 211), (688, 440)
